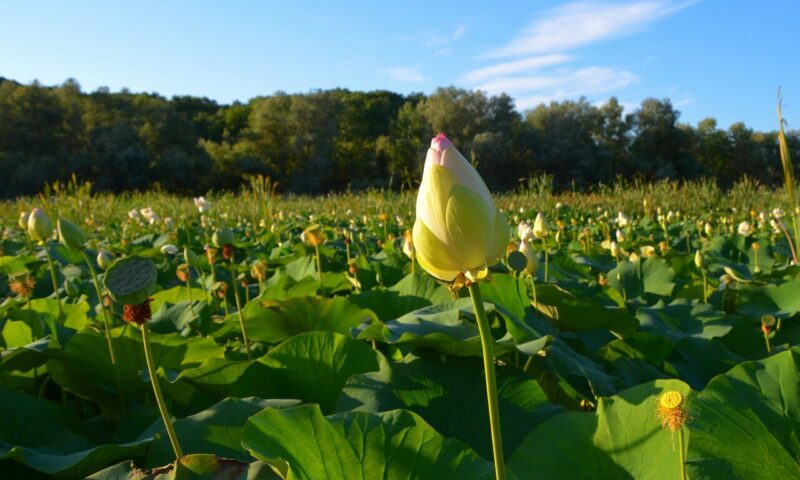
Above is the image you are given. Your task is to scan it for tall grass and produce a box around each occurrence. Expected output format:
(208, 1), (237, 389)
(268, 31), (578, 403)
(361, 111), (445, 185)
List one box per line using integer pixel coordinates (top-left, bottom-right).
(777, 91), (800, 258)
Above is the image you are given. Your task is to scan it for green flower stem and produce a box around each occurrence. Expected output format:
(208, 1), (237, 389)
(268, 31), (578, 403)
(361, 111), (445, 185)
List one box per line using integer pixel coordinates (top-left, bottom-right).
(81, 250), (125, 410)
(81, 251), (116, 362)
(764, 330), (772, 354)
(700, 268), (708, 303)
(314, 244), (324, 295)
(185, 275), (196, 319)
(529, 275), (538, 306)
(141, 323), (183, 459)
(42, 243), (63, 319)
(467, 282), (505, 480)
(209, 261), (219, 313)
(678, 427), (687, 480)
(541, 237), (549, 283)
(229, 256), (252, 359)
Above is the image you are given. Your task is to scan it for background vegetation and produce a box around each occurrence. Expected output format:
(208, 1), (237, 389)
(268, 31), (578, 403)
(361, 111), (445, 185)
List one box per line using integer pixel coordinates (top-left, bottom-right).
(1, 77), (798, 198)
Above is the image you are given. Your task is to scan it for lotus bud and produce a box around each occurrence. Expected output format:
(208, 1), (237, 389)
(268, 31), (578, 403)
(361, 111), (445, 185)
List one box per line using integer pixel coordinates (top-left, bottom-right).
(533, 212), (549, 239)
(27, 208), (53, 243)
(704, 222), (713, 236)
(212, 228), (235, 248)
(519, 239), (538, 276)
(402, 230), (414, 259)
(610, 240), (621, 258)
(57, 218), (86, 251)
(64, 277), (81, 297)
(97, 250), (112, 270)
(301, 224), (326, 247)
(694, 250), (704, 269)
(18, 211), (29, 230)
(615, 229), (625, 242)
(412, 133), (509, 281)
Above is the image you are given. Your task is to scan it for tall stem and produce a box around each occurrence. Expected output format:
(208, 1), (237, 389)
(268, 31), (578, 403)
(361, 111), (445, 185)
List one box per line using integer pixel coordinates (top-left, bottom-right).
(229, 256), (252, 359)
(81, 250), (124, 410)
(42, 243), (63, 319)
(141, 323), (183, 459)
(678, 427), (687, 480)
(467, 282), (505, 480)
(314, 244), (324, 295)
(541, 237), (549, 283)
(700, 268), (708, 303)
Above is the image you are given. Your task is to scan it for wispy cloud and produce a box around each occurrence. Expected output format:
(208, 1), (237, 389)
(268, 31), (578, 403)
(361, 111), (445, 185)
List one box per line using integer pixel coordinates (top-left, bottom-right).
(422, 24), (467, 51)
(483, 1), (693, 58)
(507, 68), (639, 109)
(383, 67), (424, 82)
(461, 54), (571, 83)
(458, 1), (693, 110)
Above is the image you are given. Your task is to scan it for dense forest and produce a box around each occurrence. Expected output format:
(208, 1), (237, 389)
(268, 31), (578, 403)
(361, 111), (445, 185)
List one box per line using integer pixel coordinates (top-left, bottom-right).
(0, 77), (797, 197)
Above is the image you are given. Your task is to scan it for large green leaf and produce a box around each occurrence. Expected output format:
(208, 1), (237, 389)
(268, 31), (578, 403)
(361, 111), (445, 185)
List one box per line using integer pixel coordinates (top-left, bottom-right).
(353, 298), (511, 357)
(508, 379), (692, 479)
(88, 454), (280, 479)
(337, 353), (564, 460)
(48, 326), (225, 415)
(607, 258), (676, 300)
(533, 283), (636, 336)
(242, 404), (494, 480)
(238, 295), (378, 344)
(166, 332), (385, 413)
(141, 397), (300, 467)
(686, 347), (800, 479)
(736, 278), (800, 319)
(636, 299), (733, 343)
(0, 386), (150, 479)
(350, 272), (452, 321)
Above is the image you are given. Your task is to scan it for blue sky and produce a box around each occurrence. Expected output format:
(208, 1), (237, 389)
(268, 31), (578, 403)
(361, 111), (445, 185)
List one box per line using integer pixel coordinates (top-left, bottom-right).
(1, 0), (798, 130)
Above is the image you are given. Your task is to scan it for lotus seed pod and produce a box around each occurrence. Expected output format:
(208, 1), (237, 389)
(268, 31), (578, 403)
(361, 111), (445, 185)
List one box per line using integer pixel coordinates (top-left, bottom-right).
(97, 250), (112, 270)
(27, 208), (53, 243)
(57, 218), (86, 251)
(212, 228), (235, 248)
(103, 255), (158, 306)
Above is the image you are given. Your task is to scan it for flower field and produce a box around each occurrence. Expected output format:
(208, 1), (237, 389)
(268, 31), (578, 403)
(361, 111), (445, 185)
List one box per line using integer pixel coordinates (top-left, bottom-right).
(1, 167), (799, 479)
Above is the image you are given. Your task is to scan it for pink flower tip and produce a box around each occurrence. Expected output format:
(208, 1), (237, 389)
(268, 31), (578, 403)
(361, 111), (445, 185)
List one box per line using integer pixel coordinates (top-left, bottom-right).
(431, 133), (452, 152)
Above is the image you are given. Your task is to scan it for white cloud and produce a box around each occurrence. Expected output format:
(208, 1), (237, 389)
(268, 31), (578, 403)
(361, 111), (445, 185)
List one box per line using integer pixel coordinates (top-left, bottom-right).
(485, 67), (639, 109)
(422, 24), (467, 49)
(383, 67), (424, 82)
(483, 1), (693, 58)
(461, 54), (571, 83)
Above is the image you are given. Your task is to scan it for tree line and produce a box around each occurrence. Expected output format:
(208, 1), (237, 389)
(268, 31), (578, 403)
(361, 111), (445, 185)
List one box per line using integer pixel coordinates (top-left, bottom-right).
(0, 77), (797, 198)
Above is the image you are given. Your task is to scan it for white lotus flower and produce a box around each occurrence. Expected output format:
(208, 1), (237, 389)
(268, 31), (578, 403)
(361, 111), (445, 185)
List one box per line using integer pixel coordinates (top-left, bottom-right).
(194, 196), (211, 213)
(519, 239), (538, 276)
(616, 212), (629, 228)
(737, 221), (752, 236)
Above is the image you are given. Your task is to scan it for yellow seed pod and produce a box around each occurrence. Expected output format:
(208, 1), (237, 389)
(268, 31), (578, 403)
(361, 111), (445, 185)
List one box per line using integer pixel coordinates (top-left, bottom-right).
(659, 391), (683, 410)
(657, 390), (688, 432)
